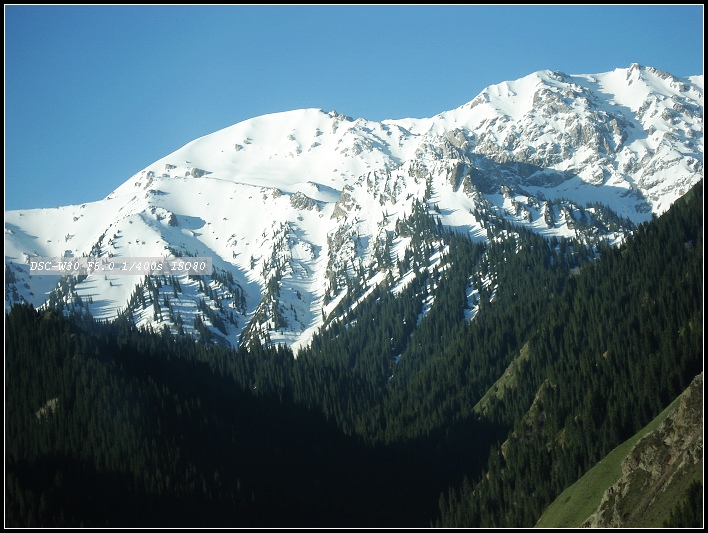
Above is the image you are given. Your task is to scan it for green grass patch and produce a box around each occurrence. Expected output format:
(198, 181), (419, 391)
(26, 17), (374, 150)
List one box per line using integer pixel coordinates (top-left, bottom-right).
(473, 341), (530, 415)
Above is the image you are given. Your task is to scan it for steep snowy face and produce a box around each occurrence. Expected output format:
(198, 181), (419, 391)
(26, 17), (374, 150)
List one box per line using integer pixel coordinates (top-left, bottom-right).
(5, 65), (703, 353)
(396, 65), (703, 216)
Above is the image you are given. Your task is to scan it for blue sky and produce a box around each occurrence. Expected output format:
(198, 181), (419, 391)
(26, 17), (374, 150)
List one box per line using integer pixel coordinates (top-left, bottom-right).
(4, 5), (704, 211)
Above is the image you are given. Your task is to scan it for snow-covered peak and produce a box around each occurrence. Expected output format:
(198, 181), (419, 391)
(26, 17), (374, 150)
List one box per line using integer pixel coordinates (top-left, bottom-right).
(6, 64), (703, 353)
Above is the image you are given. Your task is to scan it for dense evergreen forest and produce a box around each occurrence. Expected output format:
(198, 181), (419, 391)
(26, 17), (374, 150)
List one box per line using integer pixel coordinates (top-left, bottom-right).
(435, 181), (703, 526)
(5, 181), (702, 527)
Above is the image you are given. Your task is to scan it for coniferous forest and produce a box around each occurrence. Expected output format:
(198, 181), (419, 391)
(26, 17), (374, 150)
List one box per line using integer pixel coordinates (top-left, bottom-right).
(5, 181), (703, 527)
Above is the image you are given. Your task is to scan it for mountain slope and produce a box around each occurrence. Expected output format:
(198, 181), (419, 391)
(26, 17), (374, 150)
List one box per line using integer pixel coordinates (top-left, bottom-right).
(580, 372), (703, 528)
(434, 179), (702, 527)
(5, 64), (703, 353)
(535, 372), (703, 528)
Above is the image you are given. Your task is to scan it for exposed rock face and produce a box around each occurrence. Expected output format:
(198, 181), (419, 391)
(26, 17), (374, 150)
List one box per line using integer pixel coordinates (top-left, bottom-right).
(581, 373), (703, 528)
(289, 192), (320, 211)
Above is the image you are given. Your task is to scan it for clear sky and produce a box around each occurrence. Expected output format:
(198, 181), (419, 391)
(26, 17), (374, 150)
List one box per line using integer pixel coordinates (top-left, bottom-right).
(4, 5), (704, 211)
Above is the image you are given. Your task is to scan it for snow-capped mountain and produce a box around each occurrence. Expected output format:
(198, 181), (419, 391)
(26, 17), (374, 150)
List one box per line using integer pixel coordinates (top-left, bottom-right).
(5, 64), (703, 353)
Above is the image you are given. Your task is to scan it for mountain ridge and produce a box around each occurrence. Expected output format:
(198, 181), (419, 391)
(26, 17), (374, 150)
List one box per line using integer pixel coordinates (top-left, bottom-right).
(5, 64), (703, 352)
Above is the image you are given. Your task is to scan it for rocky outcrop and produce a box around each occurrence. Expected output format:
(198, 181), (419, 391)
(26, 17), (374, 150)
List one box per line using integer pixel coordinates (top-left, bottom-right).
(581, 373), (703, 528)
(290, 192), (320, 211)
